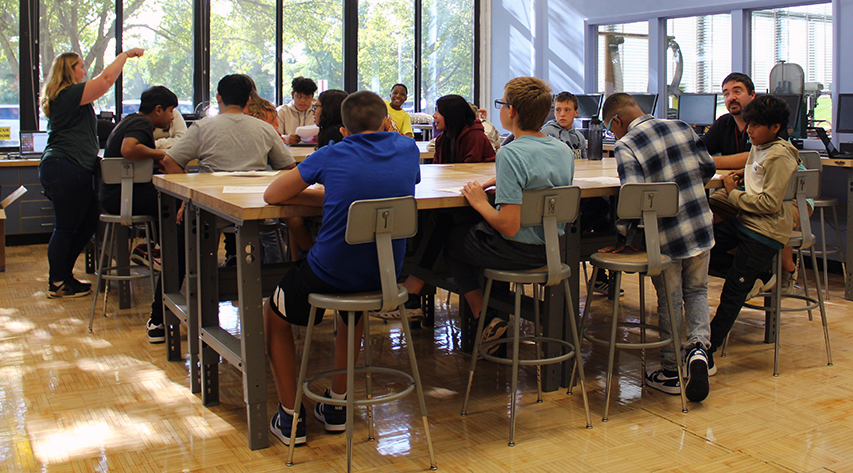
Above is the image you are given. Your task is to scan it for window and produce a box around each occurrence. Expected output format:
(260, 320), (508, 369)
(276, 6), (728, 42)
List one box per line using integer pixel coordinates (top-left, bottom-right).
(666, 14), (731, 119)
(358, 0), (414, 108)
(123, 0), (194, 115)
(597, 22), (648, 94)
(421, 0), (475, 114)
(210, 0), (276, 106)
(282, 0), (344, 96)
(39, 0), (117, 119)
(0, 0), (19, 146)
(751, 4), (832, 129)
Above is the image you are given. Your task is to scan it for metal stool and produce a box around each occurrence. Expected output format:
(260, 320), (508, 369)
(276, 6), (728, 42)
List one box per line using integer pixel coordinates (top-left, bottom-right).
(88, 158), (157, 332)
(723, 170), (832, 375)
(800, 150), (846, 300)
(460, 187), (592, 446)
(286, 196), (437, 472)
(575, 183), (688, 421)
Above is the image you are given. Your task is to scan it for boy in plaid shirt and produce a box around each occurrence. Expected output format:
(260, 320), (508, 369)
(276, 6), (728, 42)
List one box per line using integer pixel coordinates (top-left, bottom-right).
(601, 93), (716, 402)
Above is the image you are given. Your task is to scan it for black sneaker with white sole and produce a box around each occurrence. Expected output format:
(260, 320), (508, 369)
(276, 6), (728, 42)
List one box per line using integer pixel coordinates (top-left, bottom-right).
(48, 280), (92, 299)
(645, 368), (681, 395)
(270, 404), (307, 446)
(684, 346), (710, 402)
(371, 293), (424, 320)
(146, 318), (166, 344)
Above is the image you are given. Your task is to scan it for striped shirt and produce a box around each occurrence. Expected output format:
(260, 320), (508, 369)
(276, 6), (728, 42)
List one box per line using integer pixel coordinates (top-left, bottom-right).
(614, 115), (716, 259)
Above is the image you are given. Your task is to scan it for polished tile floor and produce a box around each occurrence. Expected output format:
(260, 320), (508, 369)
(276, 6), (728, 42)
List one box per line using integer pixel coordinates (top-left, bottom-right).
(1, 243), (852, 472)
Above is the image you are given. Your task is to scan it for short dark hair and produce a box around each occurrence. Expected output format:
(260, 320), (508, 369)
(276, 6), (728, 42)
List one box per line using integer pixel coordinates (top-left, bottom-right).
(341, 91), (386, 134)
(139, 86), (178, 114)
(391, 83), (408, 94)
(601, 93), (636, 121)
(742, 94), (789, 135)
(722, 72), (755, 94)
(217, 74), (253, 107)
(291, 76), (318, 96)
(503, 77), (552, 131)
(316, 89), (349, 131)
(554, 92), (578, 110)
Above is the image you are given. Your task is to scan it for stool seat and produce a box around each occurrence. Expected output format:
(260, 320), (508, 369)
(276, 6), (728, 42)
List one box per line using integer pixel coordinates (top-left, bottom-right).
(99, 213), (155, 224)
(812, 196), (838, 207)
(590, 251), (672, 273)
(308, 285), (407, 312)
(484, 264), (571, 284)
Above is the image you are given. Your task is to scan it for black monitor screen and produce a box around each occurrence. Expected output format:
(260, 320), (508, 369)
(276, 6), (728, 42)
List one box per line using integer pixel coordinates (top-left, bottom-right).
(630, 93), (659, 115)
(575, 94), (603, 118)
(836, 94), (853, 134)
(677, 94), (717, 127)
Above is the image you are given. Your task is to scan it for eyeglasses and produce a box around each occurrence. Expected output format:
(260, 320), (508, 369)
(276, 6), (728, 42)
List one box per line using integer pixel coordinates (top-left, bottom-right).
(311, 103), (320, 112)
(494, 99), (510, 110)
(604, 114), (619, 134)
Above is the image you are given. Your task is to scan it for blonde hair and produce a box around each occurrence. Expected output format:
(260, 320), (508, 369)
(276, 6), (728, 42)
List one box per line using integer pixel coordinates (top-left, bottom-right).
(503, 76), (552, 131)
(40, 53), (82, 118)
(245, 90), (278, 128)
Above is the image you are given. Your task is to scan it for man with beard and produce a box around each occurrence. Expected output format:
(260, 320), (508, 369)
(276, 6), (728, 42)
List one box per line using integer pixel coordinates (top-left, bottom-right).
(702, 72), (757, 176)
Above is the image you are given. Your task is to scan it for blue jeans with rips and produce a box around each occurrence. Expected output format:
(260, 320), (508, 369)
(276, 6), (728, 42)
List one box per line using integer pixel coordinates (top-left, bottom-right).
(650, 250), (712, 371)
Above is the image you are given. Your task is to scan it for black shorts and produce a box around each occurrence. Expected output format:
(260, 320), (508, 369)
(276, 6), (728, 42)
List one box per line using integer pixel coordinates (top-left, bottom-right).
(269, 258), (361, 326)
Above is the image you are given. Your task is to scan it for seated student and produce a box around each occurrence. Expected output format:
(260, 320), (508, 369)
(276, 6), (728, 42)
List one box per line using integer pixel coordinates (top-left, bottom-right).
(541, 91), (586, 158)
(282, 88), (350, 262)
(276, 76), (317, 144)
(262, 91), (420, 445)
(97, 85), (177, 343)
(154, 107), (187, 150)
(708, 94), (801, 372)
(161, 74), (295, 173)
(386, 83), (414, 138)
(243, 74), (280, 132)
(432, 94), (496, 164)
(601, 93), (715, 402)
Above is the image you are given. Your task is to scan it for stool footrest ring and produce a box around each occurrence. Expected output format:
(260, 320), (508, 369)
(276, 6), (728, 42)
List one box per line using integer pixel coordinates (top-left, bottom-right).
(583, 322), (674, 350)
(303, 366), (415, 407)
(744, 293), (820, 312)
(478, 336), (576, 366)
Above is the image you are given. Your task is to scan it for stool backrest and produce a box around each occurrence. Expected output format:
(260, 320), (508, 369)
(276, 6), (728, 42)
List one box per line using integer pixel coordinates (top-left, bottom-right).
(616, 183), (679, 277)
(520, 186), (581, 286)
(100, 158), (154, 226)
(346, 196), (418, 312)
(799, 150), (822, 172)
(786, 169), (820, 249)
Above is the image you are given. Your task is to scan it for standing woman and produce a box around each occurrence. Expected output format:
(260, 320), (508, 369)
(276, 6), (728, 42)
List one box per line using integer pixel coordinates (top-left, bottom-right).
(39, 48), (144, 298)
(432, 94), (495, 164)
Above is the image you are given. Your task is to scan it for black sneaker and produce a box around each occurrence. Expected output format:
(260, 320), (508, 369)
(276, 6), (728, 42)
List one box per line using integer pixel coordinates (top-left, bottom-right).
(314, 389), (346, 432)
(592, 279), (625, 297)
(645, 368), (681, 395)
(48, 280), (92, 299)
(67, 276), (92, 293)
(146, 318), (165, 344)
(480, 317), (508, 356)
(270, 404), (307, 446)
(371, 293), (424, 320)
(683, 346), (710, 402)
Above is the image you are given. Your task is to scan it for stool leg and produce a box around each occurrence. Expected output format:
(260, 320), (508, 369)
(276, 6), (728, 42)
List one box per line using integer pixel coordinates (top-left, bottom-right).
(103, 222), (118, 315)
(798, 248), (814, 321)
(831, 204), (847, 293)
(773, 252), (783, 377)
(399, 302), (438, 469)
(809, 247), (833, 366)
(533, 283), (543, 403)
(286, 306), (319, 467)
(461, 278), (493, 416)
(508, 284), (523, 446)
(144, 222), (155, 295)
(720, 333), (729, 358)
(568, 265), (599, 395)
(363, 309), (375, 442)
(639, 274), (646, 379)
(662, 274), (688, 413)
(89, 223), (113, 332)
(819, 208), (831, 300)
(563, 278), (592, 428)
(346, 311), (356, 473)
(602, 271), (623, 422)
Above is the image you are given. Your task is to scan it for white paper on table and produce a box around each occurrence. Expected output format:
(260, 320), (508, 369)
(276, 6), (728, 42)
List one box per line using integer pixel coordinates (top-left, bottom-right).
(573, 176), (621, 186)
(434, 188), (463, 194)
(295, 125), (319, 142)
(222, 186), (268, 194)
(211, 170), (281, 177)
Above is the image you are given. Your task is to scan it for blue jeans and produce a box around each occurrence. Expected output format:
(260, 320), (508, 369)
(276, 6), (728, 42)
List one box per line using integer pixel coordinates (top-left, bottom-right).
(39, 157), (100, 283)
(651, 250), (712, 371)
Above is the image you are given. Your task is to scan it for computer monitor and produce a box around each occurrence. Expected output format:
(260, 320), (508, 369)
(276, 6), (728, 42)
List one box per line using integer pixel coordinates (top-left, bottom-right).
(19, 130), (49, 157)
(677, 93), (717, 127)
(835, 93), (853, 134)
(575, 94), (604, 119)
(630, 93), (659, 115)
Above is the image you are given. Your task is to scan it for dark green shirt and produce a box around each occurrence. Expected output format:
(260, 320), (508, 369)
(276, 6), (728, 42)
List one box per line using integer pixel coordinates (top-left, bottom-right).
(42, 82), (99, 171)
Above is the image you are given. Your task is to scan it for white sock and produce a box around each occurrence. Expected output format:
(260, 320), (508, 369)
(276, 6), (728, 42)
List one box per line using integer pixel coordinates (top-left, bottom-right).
(330, 389), (347, 400)
(281, 404), (295, 416)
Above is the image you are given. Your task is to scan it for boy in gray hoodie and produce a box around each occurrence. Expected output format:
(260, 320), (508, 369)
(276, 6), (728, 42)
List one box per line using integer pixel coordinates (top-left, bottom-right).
(541, 92), (587, 158)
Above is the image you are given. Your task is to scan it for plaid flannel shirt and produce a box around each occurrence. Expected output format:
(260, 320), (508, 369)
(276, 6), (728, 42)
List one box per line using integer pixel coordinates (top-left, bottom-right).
(614, 115), (716, 259)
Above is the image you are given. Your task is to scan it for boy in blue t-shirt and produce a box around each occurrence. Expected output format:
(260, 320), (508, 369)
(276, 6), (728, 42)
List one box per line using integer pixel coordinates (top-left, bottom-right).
(262, 91), (420, 445)
(444, 76), (574, 346)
